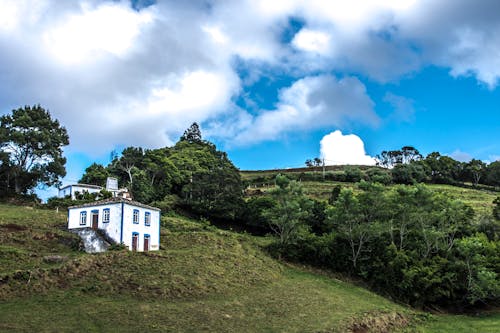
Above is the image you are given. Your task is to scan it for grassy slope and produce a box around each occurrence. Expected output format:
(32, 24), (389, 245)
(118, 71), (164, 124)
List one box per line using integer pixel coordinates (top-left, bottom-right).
(242, 170), (498, 214)
(0, 204), (498, 332)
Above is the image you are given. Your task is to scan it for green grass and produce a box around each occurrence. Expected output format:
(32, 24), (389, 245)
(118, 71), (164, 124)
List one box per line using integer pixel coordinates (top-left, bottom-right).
(0, 203), (498, 332)
(410, 312), (500, 332)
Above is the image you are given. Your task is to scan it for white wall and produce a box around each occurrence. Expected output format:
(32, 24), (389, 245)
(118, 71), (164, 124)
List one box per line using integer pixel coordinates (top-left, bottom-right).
(122, 204), (160, 251)
(59, 185), (102, 200)
(68, 203), (122, 244)
(68, 202), (160, 251)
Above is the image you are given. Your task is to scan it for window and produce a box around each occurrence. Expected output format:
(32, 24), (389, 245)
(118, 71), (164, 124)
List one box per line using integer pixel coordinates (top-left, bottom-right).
(79, 211), (87, 225)
(145, 212), (151, 226)
(103, 208), (110, 223)
(133, 209), (139, 224)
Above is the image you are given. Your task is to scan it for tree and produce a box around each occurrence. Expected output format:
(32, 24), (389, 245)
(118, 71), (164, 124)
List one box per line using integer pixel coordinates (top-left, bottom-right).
(465, 159), (486, 186)
(0, 105), (69, 194)
(79, 163), (109, 186)
(180, 122), (202, 143)
(424, 152), (461, 184)
(264, 175), (312, 247)
(110, 147), (144, 192)
(484, 161), (500, 187)
(401, 146), (423, 164)
(327, 188), (376, 269)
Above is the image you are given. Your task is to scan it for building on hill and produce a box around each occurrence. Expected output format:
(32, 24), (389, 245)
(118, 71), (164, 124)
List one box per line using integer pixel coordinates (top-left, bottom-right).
(58, 177), (130, 200)
(67, 197), (161, 252)
(58, 183), (102, 200)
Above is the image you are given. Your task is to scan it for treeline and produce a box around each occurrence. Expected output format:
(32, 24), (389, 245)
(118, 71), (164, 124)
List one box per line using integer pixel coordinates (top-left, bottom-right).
(302, 146), (500, 188)
(376, 147), (499, 187)
(251, 175), (500, 310)
(53, 123), (244, 221)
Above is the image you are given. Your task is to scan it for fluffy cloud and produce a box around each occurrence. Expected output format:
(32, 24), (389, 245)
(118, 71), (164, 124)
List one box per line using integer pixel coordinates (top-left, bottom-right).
(1, 0), (499, 156)
(218, 75), (378, 145)
(320, 130), (376, 166)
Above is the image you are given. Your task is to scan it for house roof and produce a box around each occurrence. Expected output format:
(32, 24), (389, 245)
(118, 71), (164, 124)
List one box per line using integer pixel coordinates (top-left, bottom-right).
(68, 197), (161, 211)
(59, 183), (103, 190)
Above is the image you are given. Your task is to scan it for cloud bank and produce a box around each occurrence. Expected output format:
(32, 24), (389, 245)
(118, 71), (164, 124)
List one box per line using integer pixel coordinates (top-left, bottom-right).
(1, 0), (499, 154)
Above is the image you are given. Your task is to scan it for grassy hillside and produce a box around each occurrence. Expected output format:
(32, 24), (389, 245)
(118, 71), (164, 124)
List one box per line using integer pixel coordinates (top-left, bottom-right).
(241, 170), (498, 214)
(0, 203), (498, 332)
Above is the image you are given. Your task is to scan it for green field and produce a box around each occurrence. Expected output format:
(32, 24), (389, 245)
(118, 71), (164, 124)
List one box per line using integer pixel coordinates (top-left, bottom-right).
(0, 203), (498, 332)
(242, 169), (498, 215)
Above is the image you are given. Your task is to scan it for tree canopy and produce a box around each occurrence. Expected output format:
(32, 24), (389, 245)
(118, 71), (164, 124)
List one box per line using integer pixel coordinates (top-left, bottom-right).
(0, 105), (69, 195)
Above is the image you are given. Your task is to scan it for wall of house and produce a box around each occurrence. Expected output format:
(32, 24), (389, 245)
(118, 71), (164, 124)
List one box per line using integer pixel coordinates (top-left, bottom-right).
(122, 204), (160, 251)
(59, 185), (102, 200)
(68, 203), (122, 244)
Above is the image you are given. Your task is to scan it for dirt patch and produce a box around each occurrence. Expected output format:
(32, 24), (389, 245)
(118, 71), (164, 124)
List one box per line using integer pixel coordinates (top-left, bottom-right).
(346, 311), (411, 333)
(0, 223), (27, 232)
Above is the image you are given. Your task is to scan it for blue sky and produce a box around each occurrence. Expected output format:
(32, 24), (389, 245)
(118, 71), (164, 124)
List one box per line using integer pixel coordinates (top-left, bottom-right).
(0, 0), (499, 199)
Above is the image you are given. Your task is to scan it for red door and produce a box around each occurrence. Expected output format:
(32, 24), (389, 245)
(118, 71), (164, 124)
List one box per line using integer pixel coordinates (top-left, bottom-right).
(132, 234), (138, 251)
(92, 213), (98, 230)
(144, 236), (150, 252)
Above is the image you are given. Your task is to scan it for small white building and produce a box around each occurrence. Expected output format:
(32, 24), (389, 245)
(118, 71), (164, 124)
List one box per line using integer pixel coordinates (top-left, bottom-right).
(59, 184), (103, 200)
(68, 197), (161, 252)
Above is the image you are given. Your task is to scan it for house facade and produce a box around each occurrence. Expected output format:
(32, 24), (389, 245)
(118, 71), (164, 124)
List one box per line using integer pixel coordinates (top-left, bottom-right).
(59, 184), (103, 200)
(68, 197), (161, 252)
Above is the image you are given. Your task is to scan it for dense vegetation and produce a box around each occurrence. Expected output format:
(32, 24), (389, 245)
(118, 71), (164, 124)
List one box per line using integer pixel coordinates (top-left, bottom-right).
(254, 176), (499, 310)
(74, 123), (244, 221)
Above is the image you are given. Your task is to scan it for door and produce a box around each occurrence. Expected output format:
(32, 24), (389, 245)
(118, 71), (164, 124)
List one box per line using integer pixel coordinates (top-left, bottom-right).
(144, 235), (150, 252)
(132, 233), (138, 251)
(91, 213), (98, 230)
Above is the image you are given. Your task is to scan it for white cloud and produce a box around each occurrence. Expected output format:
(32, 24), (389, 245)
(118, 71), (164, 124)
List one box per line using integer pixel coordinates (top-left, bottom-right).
(219, 75), (378, 145)
(320, 130), (376, 165)
(449, 149), (472, 162)
(1, 0), (500, 158)
(292, 29), (331, 55)
(43, 2), (153, 64)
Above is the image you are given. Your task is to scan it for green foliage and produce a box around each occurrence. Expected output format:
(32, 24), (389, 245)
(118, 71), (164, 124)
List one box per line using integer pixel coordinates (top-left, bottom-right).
(264, 175), (312, 248)
(270, 180), (498, 309)
(180, 122), (202, 143)
(0, 105), (69, 195)
(494, 196), (500, 220)
(78, 163), (109, 186)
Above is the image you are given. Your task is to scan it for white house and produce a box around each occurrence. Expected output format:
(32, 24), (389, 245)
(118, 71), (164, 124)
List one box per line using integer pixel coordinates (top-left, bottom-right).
(59, 184), (103, 200)
(59, 178), (130, 200)
(68, 197), (161, 252)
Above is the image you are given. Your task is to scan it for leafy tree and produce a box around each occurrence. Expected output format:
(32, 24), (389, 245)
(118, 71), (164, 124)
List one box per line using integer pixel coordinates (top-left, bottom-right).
(313, 157), (322, 167)
(180, 122), (202, 143)
(423, 152), (461, 184)
(484, 161), (500, 187)
(264, 175), (312, 248)
(456, 234), (500, 305)
(391, 163), (427, 184)
(465, 159), (486, 186)
(0, 105), (69, 194)
(170, 139), (244, 220)
(494, 197), (500, 221)
(327, 188), (377, 269)
(79, 163), (109, 186)
(305, 159), (313, 167)
(109, 147), (144, 192)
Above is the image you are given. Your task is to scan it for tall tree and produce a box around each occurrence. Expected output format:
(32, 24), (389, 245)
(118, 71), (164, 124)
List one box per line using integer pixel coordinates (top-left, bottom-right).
(264, 175), (312, 247)
(0, 105), (69, 194)
(465, 159), (486, 186)
(180, 122), (202, 143)
(79, 163), (109, 186)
